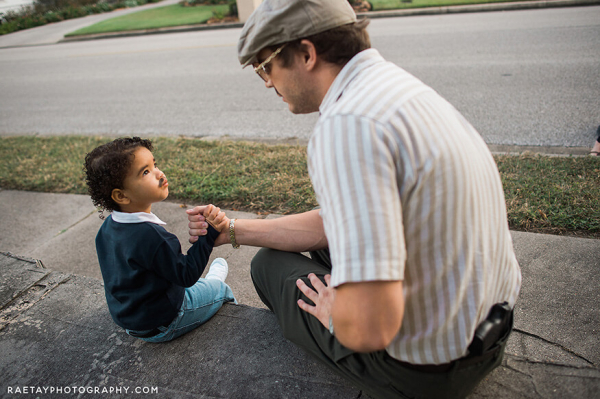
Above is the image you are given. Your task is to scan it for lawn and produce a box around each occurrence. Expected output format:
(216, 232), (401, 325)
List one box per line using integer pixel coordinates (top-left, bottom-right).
(66, 3), (229, 36)
(1, 136), (598, 238)
(65, 0), (537, 37)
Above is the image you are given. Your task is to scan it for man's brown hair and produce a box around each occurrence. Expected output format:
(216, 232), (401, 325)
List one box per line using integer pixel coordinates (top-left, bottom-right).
(276, 19), (371, 68)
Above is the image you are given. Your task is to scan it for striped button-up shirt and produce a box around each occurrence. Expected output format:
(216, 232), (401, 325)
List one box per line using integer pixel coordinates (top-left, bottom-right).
(308, 49), (521, 365)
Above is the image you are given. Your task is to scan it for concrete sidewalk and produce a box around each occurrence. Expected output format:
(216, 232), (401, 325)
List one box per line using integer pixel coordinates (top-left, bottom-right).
(0, 188), (599, 397)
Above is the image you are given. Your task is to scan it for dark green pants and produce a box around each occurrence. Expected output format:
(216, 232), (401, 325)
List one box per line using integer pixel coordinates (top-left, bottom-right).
(251, 247), (509, 399)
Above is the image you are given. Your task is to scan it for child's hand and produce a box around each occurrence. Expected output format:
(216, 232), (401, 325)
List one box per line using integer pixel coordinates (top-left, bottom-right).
(203, 204), (230, 233)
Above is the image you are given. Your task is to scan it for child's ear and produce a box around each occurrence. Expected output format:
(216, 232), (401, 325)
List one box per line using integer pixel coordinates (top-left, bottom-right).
(111, 189), (130, 206)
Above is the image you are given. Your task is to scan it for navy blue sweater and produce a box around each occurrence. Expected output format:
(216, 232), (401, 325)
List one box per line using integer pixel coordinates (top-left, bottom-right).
(95, 215), (219, 331)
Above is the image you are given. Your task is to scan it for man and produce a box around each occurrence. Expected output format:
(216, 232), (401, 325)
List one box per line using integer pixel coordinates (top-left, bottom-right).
(188, 0), (522, 397)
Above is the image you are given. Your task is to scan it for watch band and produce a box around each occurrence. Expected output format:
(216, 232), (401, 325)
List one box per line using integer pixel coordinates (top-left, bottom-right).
(229, 218), (240, 249)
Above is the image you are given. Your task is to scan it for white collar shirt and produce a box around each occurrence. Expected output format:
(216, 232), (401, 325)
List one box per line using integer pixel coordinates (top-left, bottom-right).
(111, 211), (166, 226)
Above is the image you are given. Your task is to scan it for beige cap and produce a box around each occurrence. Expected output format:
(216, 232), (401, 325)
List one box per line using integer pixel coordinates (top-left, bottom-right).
(237, 0), (357, 67)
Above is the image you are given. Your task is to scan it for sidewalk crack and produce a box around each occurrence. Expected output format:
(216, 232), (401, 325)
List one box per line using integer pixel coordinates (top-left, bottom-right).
(506, 353), (598, 370)
(0, 274), (72, 333)
(504, 362), (543, 397)
(513, 328), (595, 367)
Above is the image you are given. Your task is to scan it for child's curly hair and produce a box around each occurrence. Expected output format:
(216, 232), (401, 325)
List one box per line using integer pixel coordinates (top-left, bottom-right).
(83, 137), (153, 215)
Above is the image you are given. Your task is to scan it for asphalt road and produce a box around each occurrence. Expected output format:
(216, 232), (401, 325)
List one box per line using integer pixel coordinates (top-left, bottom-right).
(0, 5), (599, 146)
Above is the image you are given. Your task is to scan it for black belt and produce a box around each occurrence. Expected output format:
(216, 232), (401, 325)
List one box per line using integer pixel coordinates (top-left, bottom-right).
(398, 303), (513, 373)
(397, 343), (503, 373)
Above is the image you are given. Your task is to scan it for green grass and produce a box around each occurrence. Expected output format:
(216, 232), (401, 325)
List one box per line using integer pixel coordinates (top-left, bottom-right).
(1, 136), (599, 238)
(0, 136), (316, 215)
(66, 4), (229, 36)
(496, 154), (600, 237)
(65, 0), (534, 37)
(369, 0), (537, 10)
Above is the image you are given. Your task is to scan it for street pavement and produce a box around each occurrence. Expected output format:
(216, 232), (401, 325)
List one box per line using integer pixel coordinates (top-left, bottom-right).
(0, 188), (599, 397)
(1, 0), (598, 48)
(1, 1), (599, 147)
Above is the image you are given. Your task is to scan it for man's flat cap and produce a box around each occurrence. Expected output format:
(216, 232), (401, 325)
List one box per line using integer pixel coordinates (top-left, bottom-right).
(237, 0), (357, 67)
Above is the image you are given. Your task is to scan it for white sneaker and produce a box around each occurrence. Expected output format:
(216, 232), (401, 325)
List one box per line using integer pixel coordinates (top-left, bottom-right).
(205, 258), (228, 282)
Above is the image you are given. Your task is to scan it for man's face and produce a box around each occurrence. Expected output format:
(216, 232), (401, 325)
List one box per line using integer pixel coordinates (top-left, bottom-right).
(254, 47), (321, 115)
(120, 147), (169, 212)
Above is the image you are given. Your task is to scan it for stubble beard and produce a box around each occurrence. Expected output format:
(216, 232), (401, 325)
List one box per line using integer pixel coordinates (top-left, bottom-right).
(282, 85), (320, 115)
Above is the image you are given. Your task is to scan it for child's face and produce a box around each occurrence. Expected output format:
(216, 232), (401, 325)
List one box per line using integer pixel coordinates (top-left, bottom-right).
(120, 147), (169, 213)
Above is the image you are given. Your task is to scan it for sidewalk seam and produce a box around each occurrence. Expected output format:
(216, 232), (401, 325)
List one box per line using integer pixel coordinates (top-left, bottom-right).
(0, 273), (72, 333)
(54, 209), (96, 237)
(513, 328), (596, 366)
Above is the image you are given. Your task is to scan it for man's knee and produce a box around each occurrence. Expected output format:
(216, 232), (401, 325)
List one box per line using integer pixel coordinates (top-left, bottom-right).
(250, 247), (277, 283)
(251, 247), (293, 312)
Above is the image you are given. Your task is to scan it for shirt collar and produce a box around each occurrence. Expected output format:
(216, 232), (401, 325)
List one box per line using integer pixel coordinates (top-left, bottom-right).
(319, 48), (384, 115)
(111, 211), (166, 225)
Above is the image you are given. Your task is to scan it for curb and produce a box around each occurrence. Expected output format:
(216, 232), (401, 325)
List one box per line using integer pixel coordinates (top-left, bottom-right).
(59, 0), (600, 43)
(59, 20), (245, 43)
(197, 136), (593, 157)
(485, 144), (592, 157)
(362, 0), (600, 19)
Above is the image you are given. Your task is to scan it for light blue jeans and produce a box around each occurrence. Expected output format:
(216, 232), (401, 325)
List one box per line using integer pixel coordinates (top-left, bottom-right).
(127, 278), (236, 343)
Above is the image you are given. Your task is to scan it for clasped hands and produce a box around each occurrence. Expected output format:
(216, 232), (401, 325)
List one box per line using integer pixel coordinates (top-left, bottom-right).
(186, 204), (230, 246)
(186, 204), (335, 330)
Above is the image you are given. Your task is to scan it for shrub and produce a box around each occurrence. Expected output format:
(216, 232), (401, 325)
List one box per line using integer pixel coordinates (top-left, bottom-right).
(0, 20), (19, 35)
(58, 5), (88, 19)
(0, 0), (150, 35)
(179, 0), (237, 16)
(43, 10), (63, 22)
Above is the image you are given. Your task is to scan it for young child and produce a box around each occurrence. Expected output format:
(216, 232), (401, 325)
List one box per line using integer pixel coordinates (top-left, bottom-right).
(83, 137), (235, 343)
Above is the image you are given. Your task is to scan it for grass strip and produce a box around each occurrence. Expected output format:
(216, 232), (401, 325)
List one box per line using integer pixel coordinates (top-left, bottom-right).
(497, 154), (599, 237)
(1, 136), (598, 238)
(369, 0), (539, 10)
(65, 0), (534, 37)
(0, 136), (316, 215)
(66, 4), (229, 36)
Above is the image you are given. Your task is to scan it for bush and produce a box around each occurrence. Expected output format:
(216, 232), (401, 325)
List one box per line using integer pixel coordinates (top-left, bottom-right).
(43, 10), (64, 22)
(0, 20), (19, 35)
(0, 0), (154, 35)
(59, 5), (88, 19)
(180, 0), (237, 17)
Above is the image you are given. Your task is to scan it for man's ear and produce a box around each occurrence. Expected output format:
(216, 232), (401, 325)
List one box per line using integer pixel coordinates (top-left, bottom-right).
(111, 188), (130, 206)
(299, 39), (318, 72)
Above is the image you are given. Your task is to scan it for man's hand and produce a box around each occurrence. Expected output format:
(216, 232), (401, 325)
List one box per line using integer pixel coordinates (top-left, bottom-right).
(186, 205), (229, 246)
(296, 273), (335, 329)
(298, 275), (405, 352)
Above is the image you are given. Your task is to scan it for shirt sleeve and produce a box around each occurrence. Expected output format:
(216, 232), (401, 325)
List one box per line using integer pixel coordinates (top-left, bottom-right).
(308, 114), (406, 287)
(149, 225), (220, 288)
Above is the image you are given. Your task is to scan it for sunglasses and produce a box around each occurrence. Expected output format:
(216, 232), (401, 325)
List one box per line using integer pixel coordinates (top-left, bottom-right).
(253, 44), (287, 82)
